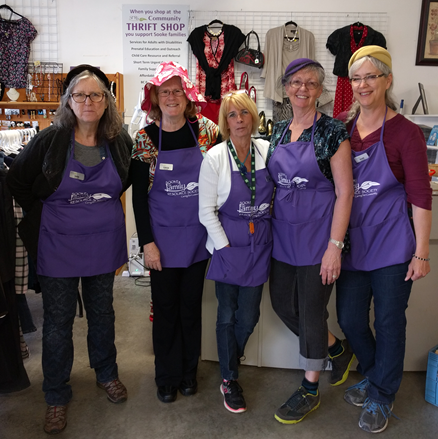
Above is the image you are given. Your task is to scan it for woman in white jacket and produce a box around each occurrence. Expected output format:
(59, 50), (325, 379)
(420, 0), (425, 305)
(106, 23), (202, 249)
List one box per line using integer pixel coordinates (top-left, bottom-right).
(199, 90), (274, 414)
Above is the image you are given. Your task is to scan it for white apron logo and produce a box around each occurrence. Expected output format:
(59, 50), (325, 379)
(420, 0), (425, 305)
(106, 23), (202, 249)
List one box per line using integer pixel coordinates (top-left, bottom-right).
(68, 192), (112, 205)
(237, 201), (270, 218)
(354, 180), (380, 198)
(277, 173), (309, 189)
(165, 180), (199, 198)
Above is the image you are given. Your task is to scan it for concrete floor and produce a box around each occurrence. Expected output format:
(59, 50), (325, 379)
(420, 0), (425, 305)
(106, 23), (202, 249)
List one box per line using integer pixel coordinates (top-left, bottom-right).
(1, 275), (437, 439)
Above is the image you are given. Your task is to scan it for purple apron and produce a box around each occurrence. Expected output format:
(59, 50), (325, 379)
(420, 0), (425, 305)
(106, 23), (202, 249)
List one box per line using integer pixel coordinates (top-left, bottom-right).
(267, 113), (336, 266)
(342, 109), (415, 271)
(206, 144), (274, 287)
(148, 120), (209, 268)
(37, 134), (127, 277)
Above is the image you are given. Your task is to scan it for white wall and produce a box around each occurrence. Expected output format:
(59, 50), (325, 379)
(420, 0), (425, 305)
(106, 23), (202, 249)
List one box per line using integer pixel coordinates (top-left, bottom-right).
(57, 0), (437, 242)
(58, 0), (437, 115)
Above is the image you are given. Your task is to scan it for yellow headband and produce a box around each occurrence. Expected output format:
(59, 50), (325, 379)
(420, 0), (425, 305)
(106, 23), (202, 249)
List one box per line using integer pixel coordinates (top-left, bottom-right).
(348, 45), (392, 70)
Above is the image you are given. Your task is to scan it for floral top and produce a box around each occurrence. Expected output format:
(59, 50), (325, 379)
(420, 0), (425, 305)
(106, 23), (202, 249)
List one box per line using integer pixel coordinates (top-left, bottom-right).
(194, 32), (237, 102)
(132, 114), (219, 191)
(266, 113), (349, 185)
(0, 16), (37, 88)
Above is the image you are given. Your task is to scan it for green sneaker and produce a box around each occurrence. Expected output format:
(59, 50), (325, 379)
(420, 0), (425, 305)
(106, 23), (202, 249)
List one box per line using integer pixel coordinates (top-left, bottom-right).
(358, 398), (397, 433)
(329, 339), (355, 386)
(275, 386), (320, 424)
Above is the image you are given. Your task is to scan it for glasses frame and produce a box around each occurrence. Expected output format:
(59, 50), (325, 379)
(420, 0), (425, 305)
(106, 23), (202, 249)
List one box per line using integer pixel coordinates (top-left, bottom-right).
(70, 92), (106, 103)
(349, 73), (386, 86)
(157, 88), (185, 98)
(286, 80), (320, 91)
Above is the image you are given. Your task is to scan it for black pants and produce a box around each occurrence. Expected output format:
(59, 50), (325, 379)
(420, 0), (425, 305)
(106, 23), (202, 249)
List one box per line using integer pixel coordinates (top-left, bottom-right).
(150, 259), (208, 387)
(269, 258), (333, 372)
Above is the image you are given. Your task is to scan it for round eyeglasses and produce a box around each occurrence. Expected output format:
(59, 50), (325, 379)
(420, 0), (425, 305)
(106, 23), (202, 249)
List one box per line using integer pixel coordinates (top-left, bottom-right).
(70, 92), (105, 103)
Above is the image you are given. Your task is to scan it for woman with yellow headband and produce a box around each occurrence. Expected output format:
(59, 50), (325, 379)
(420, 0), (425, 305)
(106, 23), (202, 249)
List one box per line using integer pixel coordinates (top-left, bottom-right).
(336, 46), (432, 433)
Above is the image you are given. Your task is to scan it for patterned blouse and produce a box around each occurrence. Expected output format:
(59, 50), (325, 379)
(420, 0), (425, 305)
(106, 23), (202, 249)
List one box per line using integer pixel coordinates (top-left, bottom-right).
(194, 32), (237, 102)
(0, 16), (37, 88)
(266, 113), (349, 184)
(132, 114), (219, 191)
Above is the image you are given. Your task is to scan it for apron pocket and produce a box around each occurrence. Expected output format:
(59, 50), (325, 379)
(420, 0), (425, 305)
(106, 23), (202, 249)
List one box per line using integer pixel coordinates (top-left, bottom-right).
(152, 223), (209, 268)
(346, 212), (415, 271)
(37, 223), (127, 277)
(206, 240), (272, 287)
(272, 214), (332, 266)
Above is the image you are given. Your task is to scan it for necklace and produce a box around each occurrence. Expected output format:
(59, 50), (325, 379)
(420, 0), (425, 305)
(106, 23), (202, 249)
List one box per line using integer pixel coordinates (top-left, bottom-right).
(284, 25), (298, 42)
(237, 147), (251, 173)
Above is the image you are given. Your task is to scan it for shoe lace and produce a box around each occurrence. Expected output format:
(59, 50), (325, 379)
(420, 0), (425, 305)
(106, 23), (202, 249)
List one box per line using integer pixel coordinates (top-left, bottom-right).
(285, 386), (316, 407)
(363, 398), (400, 421)
(224, 380), (242, 395)
(346, 378), (368, 392)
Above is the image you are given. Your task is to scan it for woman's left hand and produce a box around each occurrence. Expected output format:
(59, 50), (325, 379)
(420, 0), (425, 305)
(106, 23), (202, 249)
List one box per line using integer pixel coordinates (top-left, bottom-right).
(320, 246), (342, 285)
(405, 257), (430, 281)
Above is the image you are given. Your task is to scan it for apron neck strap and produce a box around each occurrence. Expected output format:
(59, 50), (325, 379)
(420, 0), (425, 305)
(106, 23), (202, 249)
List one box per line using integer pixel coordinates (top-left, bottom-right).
(350, 106), (388, 141)
(158, 118), (199, 152)
(279, 112), (318, 145)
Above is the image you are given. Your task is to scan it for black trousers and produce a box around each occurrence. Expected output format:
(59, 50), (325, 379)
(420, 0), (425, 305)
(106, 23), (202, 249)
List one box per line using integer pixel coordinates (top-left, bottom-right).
(150, 259), (208, 387)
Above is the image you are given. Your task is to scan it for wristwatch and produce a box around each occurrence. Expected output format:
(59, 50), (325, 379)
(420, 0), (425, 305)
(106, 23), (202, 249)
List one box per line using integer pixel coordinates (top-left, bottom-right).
(329, 238), (344, 249)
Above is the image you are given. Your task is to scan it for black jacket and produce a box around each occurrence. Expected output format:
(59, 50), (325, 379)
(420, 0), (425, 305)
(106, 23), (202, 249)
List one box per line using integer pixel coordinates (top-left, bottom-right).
(6, 126), (132, 260)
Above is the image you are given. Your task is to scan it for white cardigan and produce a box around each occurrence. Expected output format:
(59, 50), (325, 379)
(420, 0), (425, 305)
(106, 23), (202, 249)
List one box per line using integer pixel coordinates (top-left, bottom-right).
(198, 138), (270, 253)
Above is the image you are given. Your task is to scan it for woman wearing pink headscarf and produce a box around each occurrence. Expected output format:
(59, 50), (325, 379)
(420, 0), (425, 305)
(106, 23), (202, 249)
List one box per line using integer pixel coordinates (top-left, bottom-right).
(131, 61), (220, 403)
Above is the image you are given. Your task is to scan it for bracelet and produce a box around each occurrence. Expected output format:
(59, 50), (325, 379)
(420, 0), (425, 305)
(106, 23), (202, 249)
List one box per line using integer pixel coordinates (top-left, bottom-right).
(412, 254), (430, 262)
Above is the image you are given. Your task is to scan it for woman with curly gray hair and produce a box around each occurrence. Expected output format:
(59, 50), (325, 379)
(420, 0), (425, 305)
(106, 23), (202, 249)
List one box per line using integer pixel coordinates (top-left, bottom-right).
(7, 65), (132, 435)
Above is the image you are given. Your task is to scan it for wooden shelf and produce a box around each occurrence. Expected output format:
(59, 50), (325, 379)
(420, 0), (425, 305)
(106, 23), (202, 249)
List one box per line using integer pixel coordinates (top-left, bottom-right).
(0, 101), (60, 107)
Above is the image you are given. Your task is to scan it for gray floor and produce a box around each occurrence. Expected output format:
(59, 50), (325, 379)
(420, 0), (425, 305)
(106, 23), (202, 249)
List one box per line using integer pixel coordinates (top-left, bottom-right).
(1, 275), (437, 439)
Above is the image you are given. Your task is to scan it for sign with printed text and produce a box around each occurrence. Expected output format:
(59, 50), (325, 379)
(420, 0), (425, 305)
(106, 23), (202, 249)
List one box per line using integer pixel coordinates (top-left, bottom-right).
(122, 4), (189, 118)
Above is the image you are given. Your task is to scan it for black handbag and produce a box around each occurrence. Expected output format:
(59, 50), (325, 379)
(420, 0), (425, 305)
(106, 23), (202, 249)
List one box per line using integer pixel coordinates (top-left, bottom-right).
(234, 30), (265, 69)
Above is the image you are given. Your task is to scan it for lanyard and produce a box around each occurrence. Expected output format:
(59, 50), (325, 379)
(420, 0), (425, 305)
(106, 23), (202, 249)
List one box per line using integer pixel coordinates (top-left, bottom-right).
(227, 139), (256, 234)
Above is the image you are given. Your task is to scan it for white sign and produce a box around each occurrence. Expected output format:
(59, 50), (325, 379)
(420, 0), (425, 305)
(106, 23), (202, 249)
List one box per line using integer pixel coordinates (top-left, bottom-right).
(122, 4), (189, 119)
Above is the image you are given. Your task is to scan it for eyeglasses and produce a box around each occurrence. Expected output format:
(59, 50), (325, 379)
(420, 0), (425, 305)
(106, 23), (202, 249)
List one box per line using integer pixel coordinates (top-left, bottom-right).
(70, 92), (105, 103)
(223, 89), (248, 98)
(287, 80), (320, 90)
(157, 89), (185, 98)
(349, 73), (385, 86)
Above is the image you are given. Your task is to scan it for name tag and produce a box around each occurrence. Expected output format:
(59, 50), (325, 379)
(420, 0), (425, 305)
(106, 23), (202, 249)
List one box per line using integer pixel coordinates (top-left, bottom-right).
(69, 171), (84, 180)
(160, 163), (173, 171)
(354, 153), (369, 163)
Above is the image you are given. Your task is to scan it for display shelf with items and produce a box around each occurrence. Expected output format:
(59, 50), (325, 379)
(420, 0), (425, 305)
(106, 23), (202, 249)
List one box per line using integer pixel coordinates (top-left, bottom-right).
(0, 70), (124, 131)
(0, 63), (64, 131)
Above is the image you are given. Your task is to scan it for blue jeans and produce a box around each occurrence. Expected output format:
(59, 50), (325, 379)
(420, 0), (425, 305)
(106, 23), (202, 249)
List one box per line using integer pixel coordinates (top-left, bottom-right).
(39, 273), (118, 405)
(336, 262), (412, 405)
(215, 281), (263, 381)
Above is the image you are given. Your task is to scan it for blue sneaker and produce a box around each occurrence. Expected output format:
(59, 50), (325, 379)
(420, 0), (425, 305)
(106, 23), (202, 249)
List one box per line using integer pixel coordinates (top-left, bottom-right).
(358, 398), (398, 433)
(344, 378), (369, 407)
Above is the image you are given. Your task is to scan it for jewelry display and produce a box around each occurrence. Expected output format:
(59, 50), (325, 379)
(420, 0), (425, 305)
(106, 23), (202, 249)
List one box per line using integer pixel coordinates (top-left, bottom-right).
(6, 88), (20, 101)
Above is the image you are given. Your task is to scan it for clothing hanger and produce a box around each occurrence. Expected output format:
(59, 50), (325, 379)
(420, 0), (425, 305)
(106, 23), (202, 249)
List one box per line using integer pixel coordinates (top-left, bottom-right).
(0, 4), (24, 21)
(207, 19), (223, 37)
(352, 21), (364, 28)
(285, 20), (298, 28)
(284, 20), (299, 41)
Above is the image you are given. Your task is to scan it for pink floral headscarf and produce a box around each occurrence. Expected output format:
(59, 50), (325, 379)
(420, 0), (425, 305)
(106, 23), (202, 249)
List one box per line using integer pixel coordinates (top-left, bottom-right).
(141, 61), (207, 113)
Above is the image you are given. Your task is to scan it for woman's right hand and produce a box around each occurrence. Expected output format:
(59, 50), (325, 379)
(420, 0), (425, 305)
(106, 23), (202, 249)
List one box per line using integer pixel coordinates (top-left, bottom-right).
(143, 242), (162, 271)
